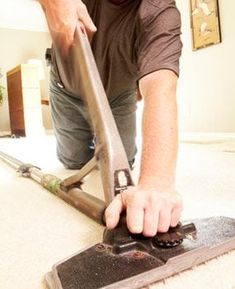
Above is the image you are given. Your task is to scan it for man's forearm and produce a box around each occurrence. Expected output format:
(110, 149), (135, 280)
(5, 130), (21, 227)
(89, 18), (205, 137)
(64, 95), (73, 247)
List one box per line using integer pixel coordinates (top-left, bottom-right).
(37, 0), (46, 6)
(138, 70), (178, 192)
(105, 71), (182, 235)
(38, 0), (63, 8)
(37, 0), (57, 11)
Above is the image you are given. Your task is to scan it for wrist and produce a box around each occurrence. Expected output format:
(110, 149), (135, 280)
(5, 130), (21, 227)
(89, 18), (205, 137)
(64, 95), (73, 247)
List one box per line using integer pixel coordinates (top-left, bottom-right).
(38, 0), (49, 8)
(138, 176), (175, 192)
(38, 0), (69, 13)
(38, 0), (61, 6)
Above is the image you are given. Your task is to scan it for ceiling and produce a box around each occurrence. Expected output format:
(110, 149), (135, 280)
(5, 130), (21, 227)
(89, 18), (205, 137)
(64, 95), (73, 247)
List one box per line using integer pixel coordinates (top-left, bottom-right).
(0, 0), (48, 32)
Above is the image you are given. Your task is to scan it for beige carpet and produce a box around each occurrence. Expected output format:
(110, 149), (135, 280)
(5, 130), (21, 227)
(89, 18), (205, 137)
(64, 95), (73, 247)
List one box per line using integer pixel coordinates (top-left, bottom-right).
(0, 135), (235, 289)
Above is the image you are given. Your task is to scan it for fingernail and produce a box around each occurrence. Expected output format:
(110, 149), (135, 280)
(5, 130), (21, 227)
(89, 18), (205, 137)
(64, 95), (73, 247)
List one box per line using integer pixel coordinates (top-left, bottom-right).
(105, 217), (114, 229)
(130, 226), (142, 234)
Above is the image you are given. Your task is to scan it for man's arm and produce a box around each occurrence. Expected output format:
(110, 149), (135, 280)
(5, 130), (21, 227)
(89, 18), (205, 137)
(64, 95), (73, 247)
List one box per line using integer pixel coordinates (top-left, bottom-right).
(105, 70), (183, 237)
(38, 0), (96, 54)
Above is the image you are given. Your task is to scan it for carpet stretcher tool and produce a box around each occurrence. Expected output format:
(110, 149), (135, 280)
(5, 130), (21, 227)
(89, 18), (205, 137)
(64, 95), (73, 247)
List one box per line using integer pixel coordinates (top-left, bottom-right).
(0, 24), (235, 289)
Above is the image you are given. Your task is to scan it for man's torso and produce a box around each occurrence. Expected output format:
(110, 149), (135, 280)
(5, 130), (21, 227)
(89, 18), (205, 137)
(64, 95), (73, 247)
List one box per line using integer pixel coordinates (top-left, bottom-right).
(76, 0), (182, 99)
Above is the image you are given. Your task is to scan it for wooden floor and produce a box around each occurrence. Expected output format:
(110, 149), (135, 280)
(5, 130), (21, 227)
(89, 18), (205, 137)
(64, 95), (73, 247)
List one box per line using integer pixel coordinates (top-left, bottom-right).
(0, 135), (235, 289)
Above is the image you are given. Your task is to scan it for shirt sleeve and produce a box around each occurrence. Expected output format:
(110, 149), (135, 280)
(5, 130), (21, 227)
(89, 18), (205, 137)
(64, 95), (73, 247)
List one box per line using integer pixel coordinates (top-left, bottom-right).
(137, 1), (183, 80)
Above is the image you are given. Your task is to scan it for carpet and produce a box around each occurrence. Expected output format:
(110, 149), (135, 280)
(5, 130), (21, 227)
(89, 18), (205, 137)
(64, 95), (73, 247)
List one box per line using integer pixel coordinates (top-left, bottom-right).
(0, 135), (235, 289)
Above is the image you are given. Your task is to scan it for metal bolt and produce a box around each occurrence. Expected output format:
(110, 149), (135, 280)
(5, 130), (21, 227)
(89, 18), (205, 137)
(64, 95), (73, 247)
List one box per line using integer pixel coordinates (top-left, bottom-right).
(95, 244), (106, 252)
(132, 251), (145, 260)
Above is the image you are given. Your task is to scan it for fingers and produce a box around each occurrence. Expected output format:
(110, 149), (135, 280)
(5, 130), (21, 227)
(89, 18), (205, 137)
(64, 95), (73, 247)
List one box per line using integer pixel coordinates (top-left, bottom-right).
(158, 194), (183, 231)
(143, 200), (173, 236)
(126, 202), (144, 234)
(106, 189), (145, 234)
(171, 206), (183, 227)
(143, 206), (159, 237)
(105, 188), (183, 238)
(158, 205), (172, 233)
(170, 194), (183, 227)
(43, 1), (97, 56)
(77, 4), (97, 40)
(105, 195), (123, 229)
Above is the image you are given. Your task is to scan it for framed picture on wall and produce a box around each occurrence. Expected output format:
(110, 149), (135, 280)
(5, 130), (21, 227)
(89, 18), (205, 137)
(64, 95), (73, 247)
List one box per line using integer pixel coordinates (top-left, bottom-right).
(190, 0), (222, 51)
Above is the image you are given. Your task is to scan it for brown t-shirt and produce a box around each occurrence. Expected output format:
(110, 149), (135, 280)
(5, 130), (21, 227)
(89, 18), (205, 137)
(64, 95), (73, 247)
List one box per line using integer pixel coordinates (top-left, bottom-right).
(83, 0), (182, 99)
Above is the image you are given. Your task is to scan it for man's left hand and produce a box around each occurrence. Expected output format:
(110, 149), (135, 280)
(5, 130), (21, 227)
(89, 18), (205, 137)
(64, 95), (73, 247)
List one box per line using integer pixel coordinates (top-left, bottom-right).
(105, 186), (183, 237)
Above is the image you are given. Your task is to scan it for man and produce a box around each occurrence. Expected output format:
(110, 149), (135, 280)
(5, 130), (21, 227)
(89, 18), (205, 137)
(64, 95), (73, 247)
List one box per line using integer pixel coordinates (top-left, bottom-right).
(38, 0), (183, 237)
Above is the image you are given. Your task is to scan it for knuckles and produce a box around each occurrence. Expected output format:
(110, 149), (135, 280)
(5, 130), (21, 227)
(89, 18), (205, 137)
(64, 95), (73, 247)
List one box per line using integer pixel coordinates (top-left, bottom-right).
(106, 187), (182, 235)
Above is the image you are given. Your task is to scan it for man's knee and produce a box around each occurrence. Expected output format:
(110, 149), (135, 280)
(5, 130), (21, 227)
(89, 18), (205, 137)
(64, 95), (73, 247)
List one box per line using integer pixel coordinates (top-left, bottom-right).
(57, 146), (94, 170)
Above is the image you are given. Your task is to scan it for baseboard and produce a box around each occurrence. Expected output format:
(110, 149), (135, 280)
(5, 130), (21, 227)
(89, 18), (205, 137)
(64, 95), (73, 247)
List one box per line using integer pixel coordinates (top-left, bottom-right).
(179, 132), (235, 144)
(0, 130), (11, 137)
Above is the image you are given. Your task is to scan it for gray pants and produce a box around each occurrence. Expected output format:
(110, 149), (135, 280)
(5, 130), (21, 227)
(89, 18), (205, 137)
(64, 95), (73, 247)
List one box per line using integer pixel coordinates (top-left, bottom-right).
(50, 70), (137, 169)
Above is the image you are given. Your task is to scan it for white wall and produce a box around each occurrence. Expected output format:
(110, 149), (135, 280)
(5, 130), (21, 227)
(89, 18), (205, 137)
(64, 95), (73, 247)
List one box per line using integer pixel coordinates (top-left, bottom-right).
(176, 0), (235, 132)
(0, 28), (52, 131)
(0, 0), (51, 131)
(0, 0), (235, 133)
(0, 0), (48, 32)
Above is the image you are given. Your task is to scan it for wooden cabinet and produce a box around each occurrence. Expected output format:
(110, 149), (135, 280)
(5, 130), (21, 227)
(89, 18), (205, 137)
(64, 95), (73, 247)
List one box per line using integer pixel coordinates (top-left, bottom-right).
(7, 64), (45, 137)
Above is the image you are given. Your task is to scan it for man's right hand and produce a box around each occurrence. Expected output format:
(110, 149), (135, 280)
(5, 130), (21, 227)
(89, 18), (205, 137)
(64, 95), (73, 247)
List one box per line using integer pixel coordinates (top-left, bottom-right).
(38, 0), (97, 54)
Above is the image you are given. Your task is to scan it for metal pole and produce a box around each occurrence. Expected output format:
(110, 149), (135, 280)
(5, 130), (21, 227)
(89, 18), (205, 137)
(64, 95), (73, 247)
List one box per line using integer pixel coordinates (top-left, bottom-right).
(0, 151), (106, 224)
(53, 24), (134, 204)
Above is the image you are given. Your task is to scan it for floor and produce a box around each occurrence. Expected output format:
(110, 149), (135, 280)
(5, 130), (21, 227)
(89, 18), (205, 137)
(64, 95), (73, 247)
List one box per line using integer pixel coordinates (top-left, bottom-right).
(0, 135), (235, 289)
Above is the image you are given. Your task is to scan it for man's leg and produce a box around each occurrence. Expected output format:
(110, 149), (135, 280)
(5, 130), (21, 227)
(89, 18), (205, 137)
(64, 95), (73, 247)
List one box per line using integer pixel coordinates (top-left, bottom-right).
(50, 75), (94, 169)
(110, 90), (137, 167)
